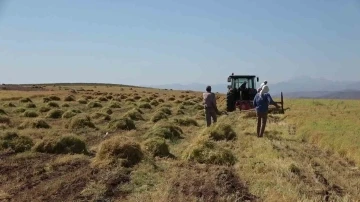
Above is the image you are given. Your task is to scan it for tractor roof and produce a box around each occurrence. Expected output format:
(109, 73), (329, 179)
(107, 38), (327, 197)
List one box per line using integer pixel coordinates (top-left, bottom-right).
(229, 75), (257, 78)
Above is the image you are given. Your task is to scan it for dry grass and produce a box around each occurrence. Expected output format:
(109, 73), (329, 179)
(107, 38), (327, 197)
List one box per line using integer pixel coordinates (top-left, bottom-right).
(0, 84), (360, 201)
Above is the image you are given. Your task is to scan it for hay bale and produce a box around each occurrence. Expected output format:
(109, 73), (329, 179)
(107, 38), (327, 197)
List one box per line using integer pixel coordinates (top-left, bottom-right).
(139, 103), (152, 109)
(87, 101), (102, 108)
(95, 136), (143, 167)
(49, 96), (61, 101)
(64, 95), (76, 102)
(0, 115), (11, 124)
(23, 110), (39, 118)
(178, 104), (185, 110)
(183, 139), (236, 166)
(0, 109), (6, 115)
(20, 98), (32, 103)
(151, 111), (168, 123)
(39, 106), (51, 113)
(97, 96), (108, 102)
(146, 122), (183, 141)
(68, 114), (96, 130)
(47, 109), (64, 119)
(43, 97), (51, 103)
(0, 132), (34, 153)
(124, 108), (144, 121)
(47, 101), (60, 108)
(176, 109), (185, 115)
(159, 107), (172, 115)
(143, 137), (170, 157)
(78, 99), (88, 104)
(25, 103), (36, 108)
(33, 135), (87, 154)
(125, 98), (135, 102)
(107, 117), (136, 131)
(120, 94), (127, 99)
(108, 101), (121, 108)
(19, 119), (50, 129)
(14, 108), (26, 113)
(62, 109), (81, 119)
(208, 124), (236, 141)
(3, 102), (16, 108)
(150, 100), (159, 106)
(168, 97), (176, 101)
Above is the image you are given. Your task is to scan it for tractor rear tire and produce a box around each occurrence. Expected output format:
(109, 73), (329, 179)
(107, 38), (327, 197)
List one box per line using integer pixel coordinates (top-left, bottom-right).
(226, 91), (235, 112)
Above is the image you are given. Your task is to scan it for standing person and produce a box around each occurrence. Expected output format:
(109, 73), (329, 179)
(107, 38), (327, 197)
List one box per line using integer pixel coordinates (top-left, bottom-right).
(253, 85), (279, 137)
(240, 81), (247, 90)
(203, 85), (218, 127)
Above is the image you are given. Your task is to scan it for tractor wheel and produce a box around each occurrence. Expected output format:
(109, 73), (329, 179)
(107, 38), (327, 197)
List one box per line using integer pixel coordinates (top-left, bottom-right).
(226, 91), (235, 112)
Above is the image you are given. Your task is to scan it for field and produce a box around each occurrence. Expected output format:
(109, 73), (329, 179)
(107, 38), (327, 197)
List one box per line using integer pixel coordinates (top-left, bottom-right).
(0, 84), (360, 202)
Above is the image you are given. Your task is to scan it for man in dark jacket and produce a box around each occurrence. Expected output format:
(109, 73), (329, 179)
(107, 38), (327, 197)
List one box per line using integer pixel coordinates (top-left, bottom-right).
(203, 85), (218, 127)
(253, 85), (279, 137)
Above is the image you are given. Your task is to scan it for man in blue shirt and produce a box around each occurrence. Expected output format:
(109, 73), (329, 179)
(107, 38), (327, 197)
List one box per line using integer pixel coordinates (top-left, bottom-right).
(253, 85), (279, 137)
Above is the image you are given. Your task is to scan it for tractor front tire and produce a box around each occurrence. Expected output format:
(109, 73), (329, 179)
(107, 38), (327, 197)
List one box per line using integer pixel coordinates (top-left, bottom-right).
(226, 91), (235, 112)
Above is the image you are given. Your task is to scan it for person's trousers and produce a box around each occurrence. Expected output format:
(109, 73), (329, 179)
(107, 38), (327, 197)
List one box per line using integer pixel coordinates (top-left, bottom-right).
(205, 108), (217, 127)
(256, 111), (268, 137)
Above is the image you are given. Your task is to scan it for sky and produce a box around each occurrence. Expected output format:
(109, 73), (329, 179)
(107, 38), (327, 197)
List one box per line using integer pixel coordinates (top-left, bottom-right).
(0, 0), (359, 86)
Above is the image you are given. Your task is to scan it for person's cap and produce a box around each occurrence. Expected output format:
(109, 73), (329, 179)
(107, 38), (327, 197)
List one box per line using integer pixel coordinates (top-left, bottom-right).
(206, 85), (211, 91)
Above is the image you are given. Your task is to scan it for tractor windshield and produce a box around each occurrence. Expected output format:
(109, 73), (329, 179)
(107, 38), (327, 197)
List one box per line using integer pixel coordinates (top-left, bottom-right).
(232, 77), (255, 89)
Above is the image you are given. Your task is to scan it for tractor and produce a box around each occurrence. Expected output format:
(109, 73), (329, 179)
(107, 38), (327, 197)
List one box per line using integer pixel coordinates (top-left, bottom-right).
(226, 73), (284, 113)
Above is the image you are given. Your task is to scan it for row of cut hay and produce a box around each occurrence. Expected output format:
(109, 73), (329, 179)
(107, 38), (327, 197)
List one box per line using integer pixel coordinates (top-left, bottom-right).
(0, 131), (87, 155)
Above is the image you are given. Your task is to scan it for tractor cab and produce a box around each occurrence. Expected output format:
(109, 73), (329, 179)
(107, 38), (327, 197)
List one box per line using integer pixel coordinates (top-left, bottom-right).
(227, 74), (259, 89)
(227, 73), (259, 101)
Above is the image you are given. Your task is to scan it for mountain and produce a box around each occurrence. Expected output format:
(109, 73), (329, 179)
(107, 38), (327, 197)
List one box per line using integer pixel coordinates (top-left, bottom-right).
(147, 83), (226, 93)
(316, 90), (360, 99)
(269, 76), (360, 95)
(148, 76), (360, 99)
